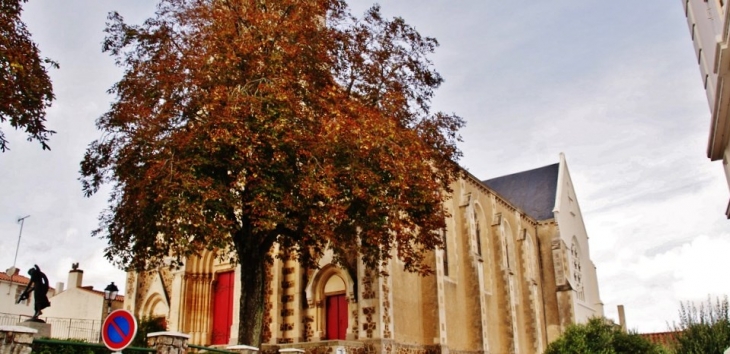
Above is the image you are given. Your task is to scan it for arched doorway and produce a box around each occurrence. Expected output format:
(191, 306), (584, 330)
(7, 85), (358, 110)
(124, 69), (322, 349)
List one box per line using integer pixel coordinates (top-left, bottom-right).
(305, 263), (355, 341)
(324, 275), (347, 340)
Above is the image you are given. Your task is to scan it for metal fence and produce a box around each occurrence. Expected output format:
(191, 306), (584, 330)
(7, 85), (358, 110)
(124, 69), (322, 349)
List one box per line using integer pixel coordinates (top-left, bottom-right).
(0, 313), (33, 326)
(46, 317), (102, 343)
(0, 312), (102, 343)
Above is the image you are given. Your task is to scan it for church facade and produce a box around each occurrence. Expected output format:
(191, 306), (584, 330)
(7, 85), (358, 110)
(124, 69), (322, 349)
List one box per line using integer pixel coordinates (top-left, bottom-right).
(123, 154), (603, 354)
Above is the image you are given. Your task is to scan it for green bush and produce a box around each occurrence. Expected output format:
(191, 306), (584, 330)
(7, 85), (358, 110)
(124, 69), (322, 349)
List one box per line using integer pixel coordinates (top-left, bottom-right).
(132, 316), (167, 348)
(32, 339), (107, 354)
(545, 317), (666, 354)
(670, 296), (730, 354)
(30, 316), (165, 353)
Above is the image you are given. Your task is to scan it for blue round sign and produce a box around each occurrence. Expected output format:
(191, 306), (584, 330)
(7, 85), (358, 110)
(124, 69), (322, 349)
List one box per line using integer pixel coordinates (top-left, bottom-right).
(102, 309), (138, 351)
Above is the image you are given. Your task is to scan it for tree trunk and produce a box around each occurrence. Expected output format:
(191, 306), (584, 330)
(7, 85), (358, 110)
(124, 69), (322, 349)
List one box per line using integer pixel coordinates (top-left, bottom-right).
(236, 238), (270, 347)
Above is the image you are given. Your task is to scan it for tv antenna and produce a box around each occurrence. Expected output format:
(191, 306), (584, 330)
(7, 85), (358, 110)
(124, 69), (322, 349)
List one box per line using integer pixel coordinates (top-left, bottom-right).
(12, 215), (30, 269)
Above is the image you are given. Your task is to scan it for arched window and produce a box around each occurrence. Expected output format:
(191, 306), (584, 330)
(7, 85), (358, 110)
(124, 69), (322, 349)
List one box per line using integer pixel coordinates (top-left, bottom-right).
(442, 228), (449, 276)
(524, 236), (536, 282)
(502, 222), (516, 271)
(474, 209), (482, 256)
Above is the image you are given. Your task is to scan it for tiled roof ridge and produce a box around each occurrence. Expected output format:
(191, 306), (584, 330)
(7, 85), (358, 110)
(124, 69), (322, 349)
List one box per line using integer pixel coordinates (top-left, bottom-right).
(0, 271), (31, 285)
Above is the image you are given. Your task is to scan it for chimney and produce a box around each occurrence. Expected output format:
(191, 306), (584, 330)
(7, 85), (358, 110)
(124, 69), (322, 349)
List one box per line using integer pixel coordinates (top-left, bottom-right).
(617, 305), (627, 332)
(68, 266), (83, 288)
(5, 266), (18, 277)
(55, 282), (65, 293)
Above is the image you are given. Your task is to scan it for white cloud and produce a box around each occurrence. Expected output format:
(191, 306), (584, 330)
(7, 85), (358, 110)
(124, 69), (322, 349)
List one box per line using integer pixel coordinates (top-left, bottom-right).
(602, 233), (730, 332)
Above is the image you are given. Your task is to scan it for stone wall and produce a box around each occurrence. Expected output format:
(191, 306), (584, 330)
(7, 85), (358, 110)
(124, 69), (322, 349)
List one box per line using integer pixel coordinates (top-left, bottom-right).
(263, 339), (470, 354)
(0, 326), (36, 354)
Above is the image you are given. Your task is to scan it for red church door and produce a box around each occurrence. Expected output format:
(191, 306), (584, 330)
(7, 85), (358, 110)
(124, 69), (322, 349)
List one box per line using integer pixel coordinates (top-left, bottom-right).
(325, 294), (348, 340)
(211, 271), (234, 345)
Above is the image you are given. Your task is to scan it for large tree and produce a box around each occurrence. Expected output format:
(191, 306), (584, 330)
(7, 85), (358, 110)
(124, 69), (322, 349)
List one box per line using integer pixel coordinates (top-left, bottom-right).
(0, 0), (57, 152)
(80, 0), (463, 346)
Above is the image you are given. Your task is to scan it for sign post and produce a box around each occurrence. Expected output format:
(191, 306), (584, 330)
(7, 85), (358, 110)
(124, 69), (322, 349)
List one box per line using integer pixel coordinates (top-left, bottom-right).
(101, 309), (138, 353)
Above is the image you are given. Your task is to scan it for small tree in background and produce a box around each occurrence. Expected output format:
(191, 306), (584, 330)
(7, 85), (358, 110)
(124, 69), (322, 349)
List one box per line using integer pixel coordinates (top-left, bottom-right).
(545, 317), (665, 354)
(670, 296), (730, 354)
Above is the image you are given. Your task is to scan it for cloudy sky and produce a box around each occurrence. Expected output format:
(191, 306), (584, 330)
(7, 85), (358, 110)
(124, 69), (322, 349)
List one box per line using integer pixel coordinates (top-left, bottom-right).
(1, 0), (727, 333)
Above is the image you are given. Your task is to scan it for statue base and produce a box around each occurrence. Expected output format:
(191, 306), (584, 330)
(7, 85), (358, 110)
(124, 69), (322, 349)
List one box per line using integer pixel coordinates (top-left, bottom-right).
(18, 319), (51, 338)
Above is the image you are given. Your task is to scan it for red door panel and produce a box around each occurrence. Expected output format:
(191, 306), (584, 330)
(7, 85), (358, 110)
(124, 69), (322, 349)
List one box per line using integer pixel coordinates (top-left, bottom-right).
(326, 294), (348, 340)
(337, 295), (347, 339)
(211, 271), (234, 345)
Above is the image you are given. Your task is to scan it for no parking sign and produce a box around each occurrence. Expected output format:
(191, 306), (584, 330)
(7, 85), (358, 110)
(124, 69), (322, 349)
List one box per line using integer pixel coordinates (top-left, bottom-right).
(102, 309), (138, 352)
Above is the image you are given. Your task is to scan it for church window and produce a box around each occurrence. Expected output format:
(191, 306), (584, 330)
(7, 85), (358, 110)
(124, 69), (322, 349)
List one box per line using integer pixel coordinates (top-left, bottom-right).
(502, 222), (515, 271)
(474, 210), (482, 256)
(442, 229), (449, 276)
(524, 236), (535, 281)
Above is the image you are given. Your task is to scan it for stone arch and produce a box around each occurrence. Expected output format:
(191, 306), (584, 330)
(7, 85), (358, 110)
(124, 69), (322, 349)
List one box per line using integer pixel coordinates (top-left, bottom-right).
(305, 263), (355, 307)
(186, 249), (216, 275)
(305, 263), (356, 340)
(142, 292), (169, 319)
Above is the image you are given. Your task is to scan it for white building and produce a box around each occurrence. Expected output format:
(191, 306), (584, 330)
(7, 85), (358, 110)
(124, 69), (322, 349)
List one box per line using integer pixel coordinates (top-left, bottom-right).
(1, 264), (125, 342)
(681, 0), (730, 217)
(42, 264), (124, 342)
(0, 267), (39, 322)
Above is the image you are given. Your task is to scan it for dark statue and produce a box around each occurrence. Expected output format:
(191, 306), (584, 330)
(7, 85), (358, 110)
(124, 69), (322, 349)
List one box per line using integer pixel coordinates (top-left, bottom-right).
(16, 264), (51, 320)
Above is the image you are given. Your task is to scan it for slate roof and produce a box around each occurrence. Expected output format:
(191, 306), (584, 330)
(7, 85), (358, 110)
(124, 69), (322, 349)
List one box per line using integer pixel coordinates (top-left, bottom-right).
(482, 163), (559, 221)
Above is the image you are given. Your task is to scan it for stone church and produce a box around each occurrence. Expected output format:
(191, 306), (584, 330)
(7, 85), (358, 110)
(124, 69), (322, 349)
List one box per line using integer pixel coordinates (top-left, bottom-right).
(123, 153), (603, 354)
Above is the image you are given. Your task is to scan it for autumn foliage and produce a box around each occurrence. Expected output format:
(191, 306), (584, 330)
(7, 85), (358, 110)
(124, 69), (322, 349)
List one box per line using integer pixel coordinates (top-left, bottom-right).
(81, 0), (463, 345)
(0, 0), (57, 152)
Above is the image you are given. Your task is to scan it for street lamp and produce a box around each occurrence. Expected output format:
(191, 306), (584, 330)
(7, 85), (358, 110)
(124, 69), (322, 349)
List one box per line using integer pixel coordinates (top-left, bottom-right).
(104, 282), (119, 316)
